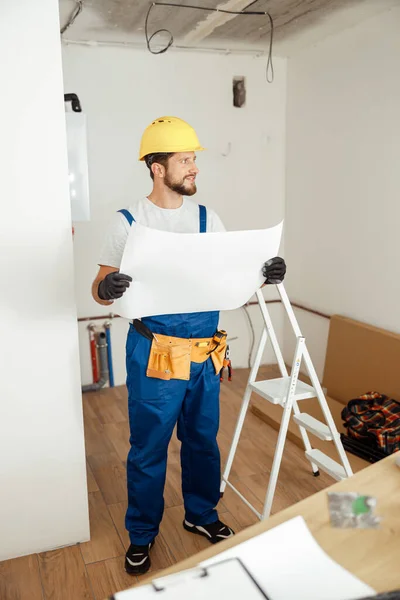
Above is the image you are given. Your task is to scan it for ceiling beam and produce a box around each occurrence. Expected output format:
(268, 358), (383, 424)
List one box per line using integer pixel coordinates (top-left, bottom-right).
(181, 0), (254, 46)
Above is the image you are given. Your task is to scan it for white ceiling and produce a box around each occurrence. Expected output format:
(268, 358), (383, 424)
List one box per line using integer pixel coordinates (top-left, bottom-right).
(59, 0), (399, 56)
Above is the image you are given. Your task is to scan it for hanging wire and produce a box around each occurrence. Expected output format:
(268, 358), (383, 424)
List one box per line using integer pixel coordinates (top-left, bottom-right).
(242, 304), (256, 368)
(145, 1), (275, 83)
(60, 0), (83, 35)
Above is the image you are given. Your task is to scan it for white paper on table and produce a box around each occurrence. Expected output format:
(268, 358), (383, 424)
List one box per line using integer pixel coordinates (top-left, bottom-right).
(201, 516), (374, 600)
(114, 221), (283, 319)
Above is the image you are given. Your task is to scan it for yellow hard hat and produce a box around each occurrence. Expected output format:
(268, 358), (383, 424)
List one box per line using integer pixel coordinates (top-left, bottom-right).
(139, 116), (205, 161)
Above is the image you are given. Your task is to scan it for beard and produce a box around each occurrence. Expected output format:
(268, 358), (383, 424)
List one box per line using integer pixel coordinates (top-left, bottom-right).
(164, 173), (197, 196)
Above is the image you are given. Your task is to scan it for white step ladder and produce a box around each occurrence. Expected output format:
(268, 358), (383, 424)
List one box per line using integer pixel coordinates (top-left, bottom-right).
(220, 284), (353, 520)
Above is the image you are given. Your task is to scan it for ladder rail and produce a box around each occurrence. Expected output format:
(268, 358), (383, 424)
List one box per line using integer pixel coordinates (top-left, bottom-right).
(277, 285), (353, 477)
(290, 397), (319, 474)
(256, 289), (318, 474)
(220, 328), (268, 495)
(256, 289), (287, 377)
(262, 337), (305, 519)
(303, 350), (353, 477)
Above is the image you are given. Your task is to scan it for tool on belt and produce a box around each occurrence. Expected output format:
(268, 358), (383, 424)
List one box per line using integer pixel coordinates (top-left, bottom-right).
(220, 345), (232, 382)
(133, 320), (227, 381)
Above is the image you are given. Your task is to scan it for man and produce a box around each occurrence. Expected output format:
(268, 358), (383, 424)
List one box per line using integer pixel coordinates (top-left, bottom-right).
(92, 116), (286, 575)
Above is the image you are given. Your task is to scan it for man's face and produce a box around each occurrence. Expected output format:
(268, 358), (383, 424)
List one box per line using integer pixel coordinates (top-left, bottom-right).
(163, 152), (199, 196)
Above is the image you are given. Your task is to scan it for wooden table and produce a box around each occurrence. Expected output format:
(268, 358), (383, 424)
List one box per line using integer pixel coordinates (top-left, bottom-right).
(142, 453), (400, 593)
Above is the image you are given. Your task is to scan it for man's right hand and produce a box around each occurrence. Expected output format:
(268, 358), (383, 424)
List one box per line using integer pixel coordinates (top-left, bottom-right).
(98, 272), (132, 301)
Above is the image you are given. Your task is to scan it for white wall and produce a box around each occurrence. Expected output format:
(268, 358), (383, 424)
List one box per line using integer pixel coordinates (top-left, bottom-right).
(62, 45), (287, 385)
(284, 7), (400, 380)
(0, 1), (89, 560)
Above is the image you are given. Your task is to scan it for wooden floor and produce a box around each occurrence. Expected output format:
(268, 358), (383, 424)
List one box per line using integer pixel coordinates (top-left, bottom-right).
(0, 366), (334, 600)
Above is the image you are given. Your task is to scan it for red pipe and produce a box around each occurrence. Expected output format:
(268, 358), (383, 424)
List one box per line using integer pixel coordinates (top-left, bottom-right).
(89, 328), (99, 383)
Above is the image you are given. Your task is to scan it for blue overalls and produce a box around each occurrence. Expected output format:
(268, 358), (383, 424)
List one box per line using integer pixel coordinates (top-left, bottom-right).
(120, 206), (221, 545)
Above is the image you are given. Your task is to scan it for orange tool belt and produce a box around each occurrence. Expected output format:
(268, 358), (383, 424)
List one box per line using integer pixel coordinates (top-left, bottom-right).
(146, 330), (228, 381)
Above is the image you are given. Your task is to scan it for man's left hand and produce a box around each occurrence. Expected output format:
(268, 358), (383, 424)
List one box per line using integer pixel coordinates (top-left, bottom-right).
(263, 257), (286, 284)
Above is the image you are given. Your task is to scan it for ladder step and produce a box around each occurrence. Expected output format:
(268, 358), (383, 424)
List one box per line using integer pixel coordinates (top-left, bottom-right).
(305, 449), (347, 481)
(293, 413), (333, 441)
(250, 377), (316, 405)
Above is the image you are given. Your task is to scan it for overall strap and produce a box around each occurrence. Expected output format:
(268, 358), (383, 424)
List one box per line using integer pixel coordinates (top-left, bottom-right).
(118, 209), (136, 226)
(199, 204), (207, 233)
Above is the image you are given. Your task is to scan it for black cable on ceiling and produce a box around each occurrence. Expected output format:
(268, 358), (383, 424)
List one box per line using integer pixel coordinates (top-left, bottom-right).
(60, 0), (83, 35)
(145, 1), (274, 83)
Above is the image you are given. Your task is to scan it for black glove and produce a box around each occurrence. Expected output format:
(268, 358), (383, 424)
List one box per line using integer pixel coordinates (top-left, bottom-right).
(263, 257), (286, 284)
(98, 272), (132, 300)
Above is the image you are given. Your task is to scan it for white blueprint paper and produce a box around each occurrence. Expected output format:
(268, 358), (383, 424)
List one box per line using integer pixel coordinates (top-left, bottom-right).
(201, 516), (374, 600)
(114, 221), (283, 319)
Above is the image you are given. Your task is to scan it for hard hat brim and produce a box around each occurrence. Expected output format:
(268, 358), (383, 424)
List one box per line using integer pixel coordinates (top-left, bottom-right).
(139, 145), (205, 161)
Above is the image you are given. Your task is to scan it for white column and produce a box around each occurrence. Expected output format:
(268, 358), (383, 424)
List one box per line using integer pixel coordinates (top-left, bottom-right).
(0, 0), (89, 560)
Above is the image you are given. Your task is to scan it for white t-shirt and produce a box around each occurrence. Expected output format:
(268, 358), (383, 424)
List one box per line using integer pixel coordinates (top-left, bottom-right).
(98, 197), (226, 268)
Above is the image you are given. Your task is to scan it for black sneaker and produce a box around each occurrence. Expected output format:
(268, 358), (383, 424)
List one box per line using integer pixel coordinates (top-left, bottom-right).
(125, 540), (155, 575)
(183, 519), (235, 544)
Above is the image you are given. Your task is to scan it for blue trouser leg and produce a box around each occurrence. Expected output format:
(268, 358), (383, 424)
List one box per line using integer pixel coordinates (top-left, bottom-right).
(125, 330), (186, 545)
(125, 326), (221, 544)
(177, 358), (221, 525)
